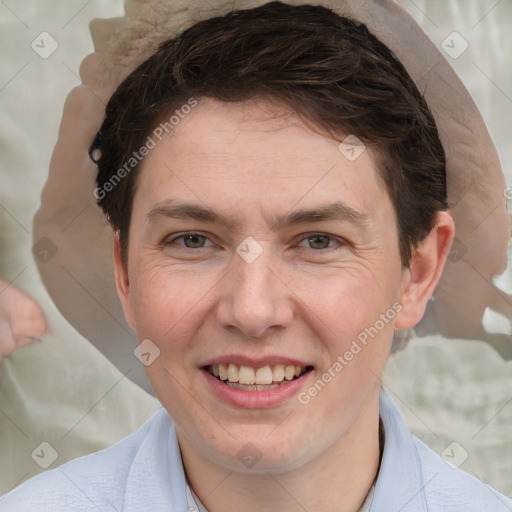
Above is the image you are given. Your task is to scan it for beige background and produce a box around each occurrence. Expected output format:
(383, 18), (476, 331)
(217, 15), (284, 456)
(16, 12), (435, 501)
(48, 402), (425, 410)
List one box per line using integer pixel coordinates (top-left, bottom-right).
(0, 0), (511, 497)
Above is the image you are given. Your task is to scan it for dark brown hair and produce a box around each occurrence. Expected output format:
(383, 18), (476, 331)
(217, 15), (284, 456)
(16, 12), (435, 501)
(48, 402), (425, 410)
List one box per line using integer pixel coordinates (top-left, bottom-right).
(92, 1), (447, 267)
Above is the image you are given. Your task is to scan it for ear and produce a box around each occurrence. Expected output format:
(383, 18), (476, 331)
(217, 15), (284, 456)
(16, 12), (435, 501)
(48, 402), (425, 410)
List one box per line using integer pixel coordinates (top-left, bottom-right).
(113, 234), (136, 330)
(395, 211), (455, 329)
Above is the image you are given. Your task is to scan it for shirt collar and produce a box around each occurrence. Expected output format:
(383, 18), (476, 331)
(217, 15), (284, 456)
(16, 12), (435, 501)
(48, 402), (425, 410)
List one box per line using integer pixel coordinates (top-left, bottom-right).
(124, 387), (426, 512)
(186, 480), (376, 512)
(181, 388), (427, 511)
(373, 388), (427, 511)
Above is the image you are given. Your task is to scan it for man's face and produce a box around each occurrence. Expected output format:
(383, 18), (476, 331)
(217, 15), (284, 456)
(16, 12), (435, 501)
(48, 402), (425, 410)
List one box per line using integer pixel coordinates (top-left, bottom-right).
(116, 98), (408, 472)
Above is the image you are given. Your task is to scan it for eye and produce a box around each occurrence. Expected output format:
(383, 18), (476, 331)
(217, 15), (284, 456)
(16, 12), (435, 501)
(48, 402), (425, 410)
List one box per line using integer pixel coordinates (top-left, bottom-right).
(298, 234), (338, 250)
(167, 232), (213, 249)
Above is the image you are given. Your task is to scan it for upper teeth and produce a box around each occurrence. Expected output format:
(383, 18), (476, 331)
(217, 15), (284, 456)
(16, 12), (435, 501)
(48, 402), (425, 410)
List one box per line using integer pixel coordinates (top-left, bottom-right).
(211, 364), (305, 385)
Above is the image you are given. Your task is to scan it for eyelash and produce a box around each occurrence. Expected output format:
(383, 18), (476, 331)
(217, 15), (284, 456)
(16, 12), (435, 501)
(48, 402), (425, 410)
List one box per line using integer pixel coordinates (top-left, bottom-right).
(165, 232), (214, 249)
(164, 231), (346, 252)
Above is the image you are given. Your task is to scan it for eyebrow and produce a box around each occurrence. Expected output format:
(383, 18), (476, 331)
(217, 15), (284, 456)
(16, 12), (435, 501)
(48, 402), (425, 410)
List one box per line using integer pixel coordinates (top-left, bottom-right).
(147, 201), (238, 229)
(146, 200), (369, 230)
(271, 202), (369, 229)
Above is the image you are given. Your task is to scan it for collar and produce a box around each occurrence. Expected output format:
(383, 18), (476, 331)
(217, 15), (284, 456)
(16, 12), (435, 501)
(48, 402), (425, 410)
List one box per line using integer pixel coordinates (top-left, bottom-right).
(123, 388), (424, 511)
(372, 389), (427, 511)
(185, 479), (376, 512)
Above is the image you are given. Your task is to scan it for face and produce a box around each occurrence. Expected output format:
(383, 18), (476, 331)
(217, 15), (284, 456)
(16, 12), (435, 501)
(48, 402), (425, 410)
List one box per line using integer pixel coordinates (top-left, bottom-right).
(114, 98), (449, 474)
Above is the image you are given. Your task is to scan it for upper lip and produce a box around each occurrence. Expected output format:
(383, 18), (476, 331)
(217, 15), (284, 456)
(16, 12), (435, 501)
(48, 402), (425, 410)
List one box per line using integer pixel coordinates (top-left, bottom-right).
(200, 354), (313, 368)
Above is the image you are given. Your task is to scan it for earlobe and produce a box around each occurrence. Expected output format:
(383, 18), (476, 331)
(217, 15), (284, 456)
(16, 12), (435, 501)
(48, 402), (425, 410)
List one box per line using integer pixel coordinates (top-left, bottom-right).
(113, 234), (136, 330)
(395, 211), (455, 330)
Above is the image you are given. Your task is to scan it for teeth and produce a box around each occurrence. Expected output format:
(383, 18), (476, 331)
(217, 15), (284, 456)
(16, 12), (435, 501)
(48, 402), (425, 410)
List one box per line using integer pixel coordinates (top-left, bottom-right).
(284, 365), (296, 380)
(227, 363), (239, 382)
(226, 382), (281, 391)
(272, 364), (285, 382)
(218, 364), (228, 381)
(255, 366), (273, 385)
(239, 365), (255, 385)
(208, 363), (308, 385)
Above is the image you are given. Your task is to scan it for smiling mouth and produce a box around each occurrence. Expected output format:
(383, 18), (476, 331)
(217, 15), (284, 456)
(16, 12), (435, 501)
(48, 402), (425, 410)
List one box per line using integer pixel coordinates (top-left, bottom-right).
(205, 363), (313, 391)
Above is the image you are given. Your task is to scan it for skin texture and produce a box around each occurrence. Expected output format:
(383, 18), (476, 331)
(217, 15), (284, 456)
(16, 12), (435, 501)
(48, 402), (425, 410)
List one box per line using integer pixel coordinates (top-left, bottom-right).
(30, 2), (510, 397)
(0, 279), (47, 376)
(114, 98), (455, 512)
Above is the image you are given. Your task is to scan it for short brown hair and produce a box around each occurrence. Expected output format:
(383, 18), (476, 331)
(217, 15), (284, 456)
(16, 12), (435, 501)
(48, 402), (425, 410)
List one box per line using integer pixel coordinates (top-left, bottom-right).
(92, 1), (447, 267)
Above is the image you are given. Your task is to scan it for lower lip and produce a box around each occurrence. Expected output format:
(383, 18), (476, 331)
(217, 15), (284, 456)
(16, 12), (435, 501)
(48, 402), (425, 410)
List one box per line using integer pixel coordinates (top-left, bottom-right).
(201, 369), (312, 409)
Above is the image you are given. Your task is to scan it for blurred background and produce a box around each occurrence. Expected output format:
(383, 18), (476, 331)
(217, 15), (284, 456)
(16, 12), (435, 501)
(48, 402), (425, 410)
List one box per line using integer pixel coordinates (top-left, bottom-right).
(0, 0), (511, 497)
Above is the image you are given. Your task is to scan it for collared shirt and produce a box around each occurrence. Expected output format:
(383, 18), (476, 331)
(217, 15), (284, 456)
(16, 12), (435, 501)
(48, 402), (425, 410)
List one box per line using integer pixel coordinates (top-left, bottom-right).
(185, 481), (375, 511)
(1, 389), (511, 511)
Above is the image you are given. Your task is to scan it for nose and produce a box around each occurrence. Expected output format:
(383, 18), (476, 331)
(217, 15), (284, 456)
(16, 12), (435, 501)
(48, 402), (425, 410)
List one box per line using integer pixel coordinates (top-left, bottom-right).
(215, 254), (294, 338)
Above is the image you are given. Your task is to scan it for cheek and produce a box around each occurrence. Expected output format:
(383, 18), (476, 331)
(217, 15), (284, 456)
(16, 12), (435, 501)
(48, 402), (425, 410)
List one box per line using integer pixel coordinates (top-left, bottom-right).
(295, 270), (398, 414)
(129, 262), (213, 344)
(289, 264), (400, 341)
(287, 264), (400, 399)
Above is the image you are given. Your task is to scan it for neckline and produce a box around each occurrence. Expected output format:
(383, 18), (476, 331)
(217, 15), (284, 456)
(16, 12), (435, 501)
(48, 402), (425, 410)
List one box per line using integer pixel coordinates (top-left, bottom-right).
(184, 418), (384, 512)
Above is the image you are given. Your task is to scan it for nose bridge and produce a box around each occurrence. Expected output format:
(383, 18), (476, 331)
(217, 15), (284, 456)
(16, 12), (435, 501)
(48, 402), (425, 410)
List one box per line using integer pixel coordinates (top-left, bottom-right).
(216, 250), (293, 337)
(237, 255), (273, 301)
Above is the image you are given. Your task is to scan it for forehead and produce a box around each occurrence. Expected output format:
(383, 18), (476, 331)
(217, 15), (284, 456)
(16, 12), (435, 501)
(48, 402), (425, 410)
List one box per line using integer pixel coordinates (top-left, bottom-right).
(134, 98), (392, 221)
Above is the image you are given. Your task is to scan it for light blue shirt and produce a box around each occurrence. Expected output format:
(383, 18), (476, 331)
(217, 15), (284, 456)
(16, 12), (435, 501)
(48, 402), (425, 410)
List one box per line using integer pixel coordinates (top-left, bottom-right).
(1, 389), (511, 511)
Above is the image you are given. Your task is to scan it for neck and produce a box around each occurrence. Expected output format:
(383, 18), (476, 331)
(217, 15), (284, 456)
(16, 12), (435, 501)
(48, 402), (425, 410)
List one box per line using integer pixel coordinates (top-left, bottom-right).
(179, 393), (381, 512)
